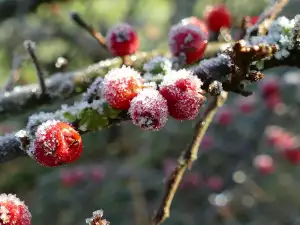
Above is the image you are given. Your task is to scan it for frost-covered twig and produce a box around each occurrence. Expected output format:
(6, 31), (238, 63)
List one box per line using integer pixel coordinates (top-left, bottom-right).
(152, 94), (227, 225)
(0, 43), (227, 121)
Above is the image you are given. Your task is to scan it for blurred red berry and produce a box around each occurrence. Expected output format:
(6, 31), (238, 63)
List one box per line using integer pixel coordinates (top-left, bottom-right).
(200, 135), (214, 150)
(168, 23), (208, 64)
(0, 193), (31, 225)
(60, 170), (78, 187)
(180, 172), (201, 189)
(91, 167), (105, 182)
(159, 69), (205, 120)
(180, 16), (209, 38)
(103, 66), (143, 110)
(206, 176), (223, 191)
(250, 16), (259, 25)
(283, 147), (300, 164)
(106, 23), (139, 56)
(253, 154), (274, 175)
(129, 88), (169, 131)
(29, 120), (83, 167)
(260, 77), (280, 97)
(265, 126), (296, 151)
(204, 4), (231, 32)
(215, 107), (233, 126)
(264, 93), (282, 110)
(235, 95), (257, 114)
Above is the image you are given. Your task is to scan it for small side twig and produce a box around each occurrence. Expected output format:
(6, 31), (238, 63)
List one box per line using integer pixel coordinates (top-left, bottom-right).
(152, 92), (228, 225)
(70, 12), (107, 50)
(24, 40), (47, 95)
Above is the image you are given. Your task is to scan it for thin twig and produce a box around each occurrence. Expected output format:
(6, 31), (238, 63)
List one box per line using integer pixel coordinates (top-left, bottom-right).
(245, 0), (289, 38)
(152, 92), (228, 225)
(4, 54), (25, 92)
(24, 40), (47, 95)
(70, 12), (107, 50)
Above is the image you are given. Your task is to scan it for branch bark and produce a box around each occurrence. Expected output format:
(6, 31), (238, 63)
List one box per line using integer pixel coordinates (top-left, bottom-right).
(0, 42), (228, 121)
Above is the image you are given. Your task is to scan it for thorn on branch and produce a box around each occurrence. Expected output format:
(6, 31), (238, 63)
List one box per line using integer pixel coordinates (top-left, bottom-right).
(70, 12), (107, 50)
(152, 93), (228, 225)
(24, 40), (48, 96)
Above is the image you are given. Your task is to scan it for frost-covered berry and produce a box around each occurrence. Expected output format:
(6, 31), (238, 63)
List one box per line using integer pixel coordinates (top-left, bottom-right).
(180, 16), (209, 39)
(129, 88), (168, 131)
(0, 193), (31, 225)
(168, 23), (208, 64)
(103, 66), (143, 110)
(106, 23), (139, 56)
(159, 69), (205, 120)
(28, 120), (83, 167)
(253, 154), (274, 175)
(204, 4), (231, 32)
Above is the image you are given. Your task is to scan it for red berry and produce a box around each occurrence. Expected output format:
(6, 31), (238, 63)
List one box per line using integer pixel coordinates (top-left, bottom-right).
(129, 88), (168, 131)
(168, 23), (208, 64)
(235, 95), (257, 114)
(204, 4), (231, 32)
(250, 16), (259, 25)
(282, 147), (300, 164)
(206, 176), (223, 191)
(0, 194), (31, 225)
(103, 66), (143, 110)
(159, 69), (205, 120)
(180, 16), (209, 39)
(29, 120), (83, 167)
(264, 93), (282, 110)
(200, 135), (214, 151)
(260, 76), (280, 97)
(106, 23), (139, 56)
(253, 154), (274, 175)
(215, 107), (233, 126)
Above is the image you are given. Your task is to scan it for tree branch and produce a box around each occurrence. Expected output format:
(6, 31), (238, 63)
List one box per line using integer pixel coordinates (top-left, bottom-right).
(0, 42), (228, 121)
(0, 0), (67, 23)
(151, 93), (228, 225)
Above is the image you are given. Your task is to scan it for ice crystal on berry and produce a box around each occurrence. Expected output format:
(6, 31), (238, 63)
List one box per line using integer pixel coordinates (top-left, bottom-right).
(129, 88), (168, 131)
(159, 69), (205, 120)
(103, 66), (143, 110)
(86, 209), (110, 225)
(0, 193), (31, 225)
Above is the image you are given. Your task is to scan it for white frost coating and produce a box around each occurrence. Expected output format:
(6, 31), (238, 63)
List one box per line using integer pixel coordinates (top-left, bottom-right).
(0, 193), (31, 224)
(0, 133), (18, 156)
(129, 88), (168, 131)
(169, 23), (206, 45)
(249, 16), (297, 60)
(27, 120), (60, 157)
(160, 69), (203, 89)
(83, 77), (104, 100)
(143, 56), (172, 74)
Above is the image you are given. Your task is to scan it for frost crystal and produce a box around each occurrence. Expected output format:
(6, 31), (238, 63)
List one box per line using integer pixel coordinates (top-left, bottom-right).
(86, 209), (110, 225)
(0, 193), (31, 225)
(143, 56), (172, 82)
(129, 88), (168, 131)
(82, 77), (104, 101)
(249, 16), (297, 60)
(160, 69), (203, 89)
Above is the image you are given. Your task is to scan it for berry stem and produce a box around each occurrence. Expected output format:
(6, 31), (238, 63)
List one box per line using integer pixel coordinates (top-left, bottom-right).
(24, 40), (48, 95)
(152, 93), (228, 225)
(70, 12), (108, 50)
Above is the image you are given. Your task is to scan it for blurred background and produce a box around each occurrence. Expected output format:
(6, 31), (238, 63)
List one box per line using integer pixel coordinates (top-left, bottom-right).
(2, 0), (300, 224)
